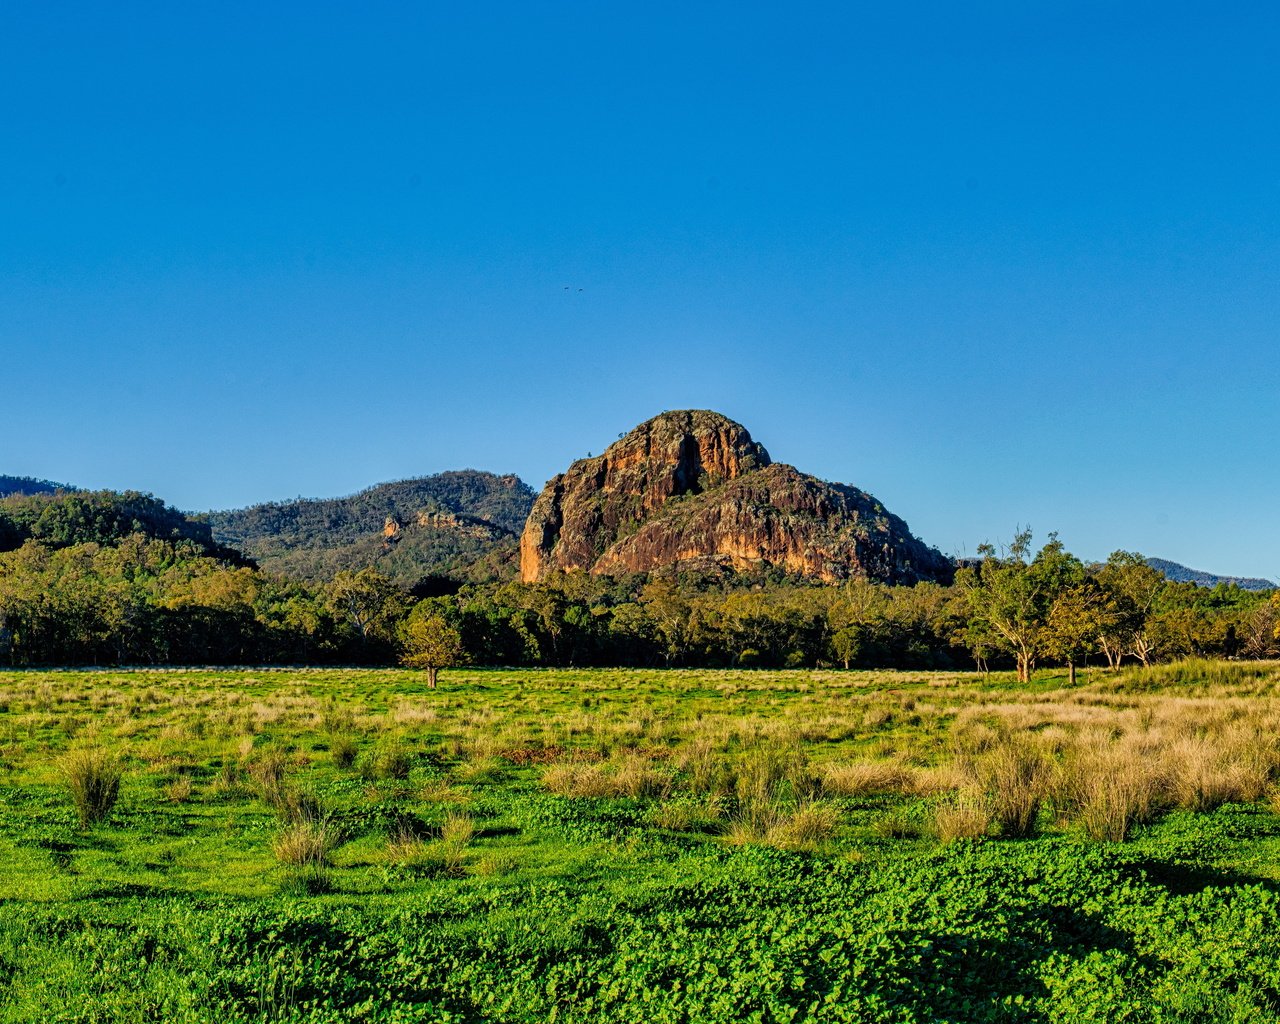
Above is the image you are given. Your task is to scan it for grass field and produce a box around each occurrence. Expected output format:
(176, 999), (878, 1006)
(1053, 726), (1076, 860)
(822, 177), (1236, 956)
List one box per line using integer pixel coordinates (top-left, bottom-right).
(3, 661), (1280, 1022)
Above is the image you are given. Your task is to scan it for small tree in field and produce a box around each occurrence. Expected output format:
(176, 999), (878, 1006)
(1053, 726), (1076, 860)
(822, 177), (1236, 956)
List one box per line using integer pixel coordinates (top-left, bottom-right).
(1044, 583), (1106, 685)
(399, 614), (466, 689)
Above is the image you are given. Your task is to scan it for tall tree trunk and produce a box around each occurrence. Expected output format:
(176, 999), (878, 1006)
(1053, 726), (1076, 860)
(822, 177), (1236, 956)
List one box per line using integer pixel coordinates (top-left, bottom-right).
(1068, 661), (1077, 686)
(427, 666), (438, 689)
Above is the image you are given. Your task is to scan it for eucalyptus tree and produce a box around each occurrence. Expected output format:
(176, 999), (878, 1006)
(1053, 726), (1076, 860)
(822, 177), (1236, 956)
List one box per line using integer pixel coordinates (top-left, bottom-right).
(955, 529), (1084, 683)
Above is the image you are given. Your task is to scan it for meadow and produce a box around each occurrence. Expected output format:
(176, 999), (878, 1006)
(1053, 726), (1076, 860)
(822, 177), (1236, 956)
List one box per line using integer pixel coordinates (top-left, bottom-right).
(3, 660), (1280, 1022)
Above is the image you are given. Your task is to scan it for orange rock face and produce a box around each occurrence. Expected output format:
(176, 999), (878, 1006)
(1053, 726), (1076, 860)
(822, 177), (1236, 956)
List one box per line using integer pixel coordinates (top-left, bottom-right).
(520, 410), (950, 584)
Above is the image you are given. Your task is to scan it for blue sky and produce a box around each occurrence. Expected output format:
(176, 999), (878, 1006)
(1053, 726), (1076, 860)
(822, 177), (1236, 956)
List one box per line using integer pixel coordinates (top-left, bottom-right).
(3, 2), (1277, 578)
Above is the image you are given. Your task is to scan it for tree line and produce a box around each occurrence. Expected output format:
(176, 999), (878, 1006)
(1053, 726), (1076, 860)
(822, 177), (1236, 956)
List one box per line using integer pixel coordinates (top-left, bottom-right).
(0, 514), (1274, 670)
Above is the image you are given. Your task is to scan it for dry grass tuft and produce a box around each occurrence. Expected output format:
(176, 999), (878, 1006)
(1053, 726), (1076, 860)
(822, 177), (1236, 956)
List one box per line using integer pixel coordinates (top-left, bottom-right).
(823, 760), (916, 798)
(932, 792), (991, 843)
(440, 810), (475, 847)
(361, 739), (413, 781)
(541, 755), (674, 800)
(329, 735), (358, 769)
(764, 802), (840, 849)
(62, 748), (123, 828)
(1053, 734), (1166, 842)
(163, 776), (193, 803)
(272, 820), (338, 867)
(966, 735), (1049, 838)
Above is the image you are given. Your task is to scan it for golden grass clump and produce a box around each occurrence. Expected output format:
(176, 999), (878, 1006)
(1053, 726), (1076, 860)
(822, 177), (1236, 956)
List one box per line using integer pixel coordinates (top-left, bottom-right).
(645, 797), (724, 832)
(452, 756), (507, 785)
(440, 810), (475, 847)
(542, 762), (614, 799)
(541, 755), (673, 799)
(272, 820), (338, 867)
(965, 735), (1049, 838)
(932, 791), (992, 843)
(1165, 734), (1270, 812)
(163, 776), (194, 803)
(823, 760), (916, 798)
(361, 738), (413, 781)
(1052, 733), (1167, 842)
(765, 802), (840, 850)
(732, 743), (822, 826)
(62, 748), (123, 828)
(245, 747), (290, 803)
(329, 735), (358, 769)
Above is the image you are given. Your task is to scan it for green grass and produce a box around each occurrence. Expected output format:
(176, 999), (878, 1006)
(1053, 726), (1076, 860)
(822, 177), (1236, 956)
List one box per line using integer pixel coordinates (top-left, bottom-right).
(1, 663), (1280, 1021)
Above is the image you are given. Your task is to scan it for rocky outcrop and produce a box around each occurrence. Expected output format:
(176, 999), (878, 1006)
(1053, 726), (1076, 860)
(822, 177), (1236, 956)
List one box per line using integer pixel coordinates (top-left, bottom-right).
(520, 410), (950, 584)
(519, 410), (769, 580)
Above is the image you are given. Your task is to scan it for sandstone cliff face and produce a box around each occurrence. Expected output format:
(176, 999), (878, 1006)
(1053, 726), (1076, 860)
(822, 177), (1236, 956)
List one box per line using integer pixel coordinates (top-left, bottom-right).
(519, 410), (770, 580)
(594, 463), (950, 583)
(520, 410), (950, 584)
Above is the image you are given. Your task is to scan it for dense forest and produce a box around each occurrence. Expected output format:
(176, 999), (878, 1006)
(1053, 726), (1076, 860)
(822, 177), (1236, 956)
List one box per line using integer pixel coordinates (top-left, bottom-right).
(0, 489), (1275, 670)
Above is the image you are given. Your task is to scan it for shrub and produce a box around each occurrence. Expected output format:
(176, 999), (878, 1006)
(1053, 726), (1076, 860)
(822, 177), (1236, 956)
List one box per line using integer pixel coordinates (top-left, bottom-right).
(62, 748), (123, 828)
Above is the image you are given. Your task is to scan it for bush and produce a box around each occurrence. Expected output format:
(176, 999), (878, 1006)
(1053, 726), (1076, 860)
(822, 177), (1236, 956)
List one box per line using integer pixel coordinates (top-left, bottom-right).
(62, 748), (122, 828)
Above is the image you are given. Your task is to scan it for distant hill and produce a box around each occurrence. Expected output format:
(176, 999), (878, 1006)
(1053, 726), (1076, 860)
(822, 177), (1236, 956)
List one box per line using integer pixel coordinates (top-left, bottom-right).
(0, 475), (75, 497)
(204, 470), (537, 585)
(1147, 557), (1275, 592)
(0, 488), (246, 562)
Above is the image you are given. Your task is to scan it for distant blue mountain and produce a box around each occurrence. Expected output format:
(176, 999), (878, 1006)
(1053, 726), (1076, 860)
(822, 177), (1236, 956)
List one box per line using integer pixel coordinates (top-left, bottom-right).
(1147, 557), (1275, 592)
(0, 475), (75, 497)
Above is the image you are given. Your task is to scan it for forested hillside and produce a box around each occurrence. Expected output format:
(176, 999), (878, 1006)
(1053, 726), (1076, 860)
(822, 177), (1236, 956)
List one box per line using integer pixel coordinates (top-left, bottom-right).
(0, 475), (74, 497)
(0, 489), (244, 563)
(203, 470), (535, 585)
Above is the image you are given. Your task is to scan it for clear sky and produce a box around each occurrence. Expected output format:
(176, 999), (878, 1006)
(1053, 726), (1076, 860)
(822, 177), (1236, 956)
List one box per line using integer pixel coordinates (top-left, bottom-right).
(3, 2), (1277, 578)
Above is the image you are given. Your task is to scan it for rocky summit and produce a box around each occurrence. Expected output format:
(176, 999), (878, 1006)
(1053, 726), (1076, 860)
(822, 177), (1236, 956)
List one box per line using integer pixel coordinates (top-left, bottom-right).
(520, 410), (951, 584)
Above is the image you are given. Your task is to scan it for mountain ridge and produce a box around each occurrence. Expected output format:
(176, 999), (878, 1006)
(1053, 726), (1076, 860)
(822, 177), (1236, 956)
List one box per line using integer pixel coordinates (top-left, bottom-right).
(1146, 557), (1275, 592)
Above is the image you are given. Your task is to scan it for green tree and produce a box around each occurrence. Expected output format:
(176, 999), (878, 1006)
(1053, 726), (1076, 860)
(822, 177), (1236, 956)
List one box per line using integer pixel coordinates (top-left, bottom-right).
(1095, 552), (1166, 668)
(1044, 583), (1106, 685)
(399, 613), (467, 688)
(955, 529), (1082, 683)
(326, 567), (405, 653)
